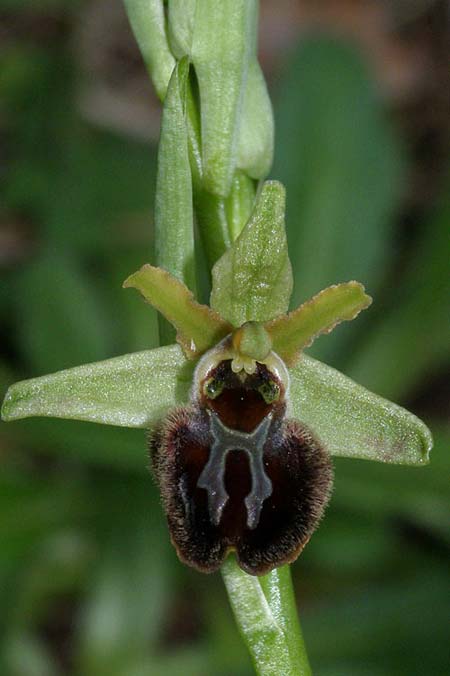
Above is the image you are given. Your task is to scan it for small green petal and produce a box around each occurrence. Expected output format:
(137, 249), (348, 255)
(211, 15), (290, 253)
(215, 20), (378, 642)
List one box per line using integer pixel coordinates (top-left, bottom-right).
(1, 345), (192, 428)
(211, 181), (293, 326)
(123, 264), (232, 357)
(289, 355), (432, 465)
(123, 0), (175, 101)
(266, 282), (372, 365)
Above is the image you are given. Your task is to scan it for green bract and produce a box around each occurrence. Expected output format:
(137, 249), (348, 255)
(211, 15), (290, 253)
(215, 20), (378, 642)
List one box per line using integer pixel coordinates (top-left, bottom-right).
(127, 0), (274, 274)
(1, 182), (432, 467)
(211, 181), (293, 326)
(123, 0), (175, 101)
(155, 57), (195, 293)
(190, 0), (257, 196)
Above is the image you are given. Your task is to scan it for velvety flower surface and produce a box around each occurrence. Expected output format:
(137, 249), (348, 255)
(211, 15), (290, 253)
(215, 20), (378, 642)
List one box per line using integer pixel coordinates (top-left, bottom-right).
(151, 339), (333, 575)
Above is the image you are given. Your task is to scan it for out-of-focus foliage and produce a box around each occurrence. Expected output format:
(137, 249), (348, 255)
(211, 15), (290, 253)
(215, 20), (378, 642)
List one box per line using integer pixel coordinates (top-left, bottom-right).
(0, 3), (448, 675)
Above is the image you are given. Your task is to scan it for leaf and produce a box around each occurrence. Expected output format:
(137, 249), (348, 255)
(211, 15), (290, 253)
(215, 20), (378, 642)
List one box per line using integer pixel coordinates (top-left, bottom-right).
(155, 58), (195, 291)
(123, 0), (175, 101)
(0, 472), (86, 551)
(273, 36), (403, 314)
(266, 282), (372, 365)
(78, 479), (171, 671)
(304, 571), (448, 672)
(211, 181), (293, 326)
(1, 345), (193, 428)
(123, 265), (232, 357)
(155, 58), (196, 345)
(289, 355), (432, 465)
(43, 130), (158, 255)
(347, 190), (450, 399)
(3, 633), (59, 676)
(3, 420), (147, 472)
(185, 67), (203, 185)
(13, 252), (112, 375)
(191, 0), (255, 196)
(105, 253), (160, 354)
(331, 425), (449, 518)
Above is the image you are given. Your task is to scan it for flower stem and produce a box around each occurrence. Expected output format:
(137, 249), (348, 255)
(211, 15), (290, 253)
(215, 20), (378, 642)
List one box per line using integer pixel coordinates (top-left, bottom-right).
(221, 556), (312, 676)
(123, 3), (313, 673)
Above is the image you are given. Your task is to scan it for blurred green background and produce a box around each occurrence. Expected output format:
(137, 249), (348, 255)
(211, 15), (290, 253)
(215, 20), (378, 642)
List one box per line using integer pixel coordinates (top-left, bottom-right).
(1, 1), (449, 675)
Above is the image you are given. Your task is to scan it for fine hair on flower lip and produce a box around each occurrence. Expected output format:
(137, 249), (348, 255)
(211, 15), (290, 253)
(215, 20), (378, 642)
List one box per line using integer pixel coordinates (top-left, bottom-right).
(144, 333), (335, 575)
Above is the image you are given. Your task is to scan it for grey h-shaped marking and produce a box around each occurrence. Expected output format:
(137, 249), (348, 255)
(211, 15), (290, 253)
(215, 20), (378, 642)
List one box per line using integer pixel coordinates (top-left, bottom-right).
(197, 411), (273, 530)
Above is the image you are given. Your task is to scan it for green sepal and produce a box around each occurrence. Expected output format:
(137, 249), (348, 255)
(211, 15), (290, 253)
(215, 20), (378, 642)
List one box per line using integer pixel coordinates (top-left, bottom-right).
(290, 355), (432, 465)
(123, 264), (232, 357)
(1, 345), (192, 428)
(266, 282), (372, 365)
(2, 345), (431, 464)
(210, 181), (293, 326)
(123, 0), (175, 101)
(191, 0), (255, 196)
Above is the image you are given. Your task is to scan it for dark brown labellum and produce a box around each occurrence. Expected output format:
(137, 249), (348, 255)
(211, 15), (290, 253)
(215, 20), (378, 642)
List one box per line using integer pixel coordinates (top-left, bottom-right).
(150, 345), (333, 576)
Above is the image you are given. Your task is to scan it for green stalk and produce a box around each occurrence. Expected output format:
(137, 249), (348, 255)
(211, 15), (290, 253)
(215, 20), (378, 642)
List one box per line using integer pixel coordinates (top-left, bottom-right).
(122, 1), (310, 673)
(222, 557), (311, 676)
(259, 565), (311, 673)
(218, 182), (310, 675)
